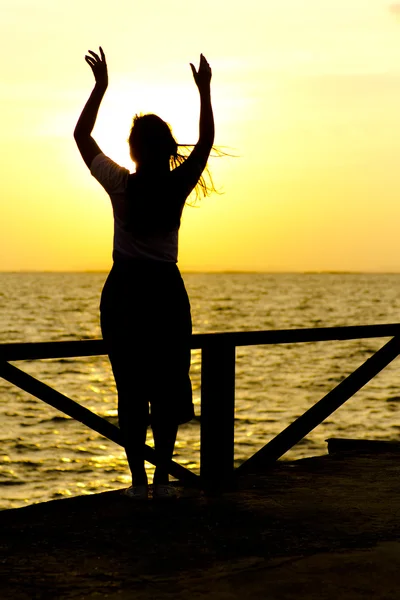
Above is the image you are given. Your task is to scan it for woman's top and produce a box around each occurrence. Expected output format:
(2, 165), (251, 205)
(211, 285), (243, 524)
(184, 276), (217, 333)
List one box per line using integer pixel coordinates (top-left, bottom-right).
(90, 151), (204, 263)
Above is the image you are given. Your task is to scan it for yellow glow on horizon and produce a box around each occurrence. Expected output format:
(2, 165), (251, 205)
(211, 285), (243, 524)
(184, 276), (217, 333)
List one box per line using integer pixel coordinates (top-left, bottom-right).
(3, 1), (400, 271)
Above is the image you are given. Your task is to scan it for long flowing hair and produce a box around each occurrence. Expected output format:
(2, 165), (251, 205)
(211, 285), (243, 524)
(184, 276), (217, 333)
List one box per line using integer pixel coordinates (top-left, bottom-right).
(128, 113), (223, 202)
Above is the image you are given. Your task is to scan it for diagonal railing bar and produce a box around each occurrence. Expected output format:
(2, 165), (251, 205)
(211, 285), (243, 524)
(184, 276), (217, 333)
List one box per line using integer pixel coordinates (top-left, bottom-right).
(237, 335), (400, 474)
(2, 323), (400, 361)
(0, 361), (198, 484)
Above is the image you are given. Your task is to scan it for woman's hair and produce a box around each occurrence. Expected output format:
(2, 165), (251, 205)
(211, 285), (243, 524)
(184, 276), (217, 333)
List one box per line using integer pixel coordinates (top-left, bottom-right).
(128, 113), (217, 201)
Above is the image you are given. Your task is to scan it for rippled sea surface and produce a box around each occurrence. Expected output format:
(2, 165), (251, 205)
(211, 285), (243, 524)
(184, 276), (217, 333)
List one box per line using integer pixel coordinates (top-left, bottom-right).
(1, 272), (400, 509)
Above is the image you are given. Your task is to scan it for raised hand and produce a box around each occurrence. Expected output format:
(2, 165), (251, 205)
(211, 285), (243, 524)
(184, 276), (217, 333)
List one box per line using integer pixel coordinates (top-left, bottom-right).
(190, 54), (212, 91)
(85, 47), (108, 89)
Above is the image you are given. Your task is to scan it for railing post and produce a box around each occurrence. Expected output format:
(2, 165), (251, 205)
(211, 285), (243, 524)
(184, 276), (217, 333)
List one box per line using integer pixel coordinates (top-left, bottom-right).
(200, 341), (236, 486)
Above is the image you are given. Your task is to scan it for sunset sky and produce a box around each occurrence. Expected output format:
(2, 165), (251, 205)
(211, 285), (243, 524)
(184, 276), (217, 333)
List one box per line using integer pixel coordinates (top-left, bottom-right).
(2, 1), (400, 271)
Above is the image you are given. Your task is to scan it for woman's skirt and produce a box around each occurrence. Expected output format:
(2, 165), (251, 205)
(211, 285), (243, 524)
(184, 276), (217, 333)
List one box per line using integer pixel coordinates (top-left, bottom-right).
(100, 259), (194, 425)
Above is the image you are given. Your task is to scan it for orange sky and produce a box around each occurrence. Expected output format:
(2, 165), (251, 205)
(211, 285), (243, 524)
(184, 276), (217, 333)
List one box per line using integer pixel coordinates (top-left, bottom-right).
(2, 1), (400, 271)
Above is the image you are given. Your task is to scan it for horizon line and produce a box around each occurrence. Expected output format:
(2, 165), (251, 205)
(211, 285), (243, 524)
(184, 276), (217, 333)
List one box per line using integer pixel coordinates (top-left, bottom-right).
(2, 269), (400, 275)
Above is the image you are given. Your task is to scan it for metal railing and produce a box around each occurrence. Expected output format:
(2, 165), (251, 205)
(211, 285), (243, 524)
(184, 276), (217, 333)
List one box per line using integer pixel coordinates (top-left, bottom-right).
(1, 323), (400, 486)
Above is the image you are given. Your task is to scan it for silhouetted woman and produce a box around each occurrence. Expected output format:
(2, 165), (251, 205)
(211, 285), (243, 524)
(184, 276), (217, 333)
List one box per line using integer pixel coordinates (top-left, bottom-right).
(74, 47), (214, 499)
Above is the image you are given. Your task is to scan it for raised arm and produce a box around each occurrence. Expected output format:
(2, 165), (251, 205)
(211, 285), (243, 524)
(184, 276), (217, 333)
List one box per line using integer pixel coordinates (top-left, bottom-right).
(190, 54), (215, 162)
(74, 47), (108, 168)
(173, 54), (215, 197)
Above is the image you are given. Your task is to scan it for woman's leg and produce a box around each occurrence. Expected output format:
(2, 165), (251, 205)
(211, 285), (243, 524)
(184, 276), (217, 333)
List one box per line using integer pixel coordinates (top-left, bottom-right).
(110, 353), (149, 486)
(151, 404), (178, 485)
(100, 265), (150, 488)
(150, 269), (193, 485)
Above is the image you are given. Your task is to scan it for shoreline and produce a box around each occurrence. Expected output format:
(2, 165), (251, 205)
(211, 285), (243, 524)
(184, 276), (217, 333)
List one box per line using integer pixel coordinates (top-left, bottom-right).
(1, 450), (399, 599)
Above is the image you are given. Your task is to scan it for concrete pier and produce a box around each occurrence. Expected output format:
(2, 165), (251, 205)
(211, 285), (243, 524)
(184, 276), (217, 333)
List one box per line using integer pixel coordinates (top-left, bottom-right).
(0, 451), (399, 599)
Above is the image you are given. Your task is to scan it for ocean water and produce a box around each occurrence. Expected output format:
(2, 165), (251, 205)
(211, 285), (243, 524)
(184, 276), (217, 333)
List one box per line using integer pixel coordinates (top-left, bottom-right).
(1, 272), (400, 510)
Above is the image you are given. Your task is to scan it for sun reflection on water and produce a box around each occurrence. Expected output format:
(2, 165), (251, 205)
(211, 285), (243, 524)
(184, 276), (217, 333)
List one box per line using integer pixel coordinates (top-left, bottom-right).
(1, 273), (400, 509)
